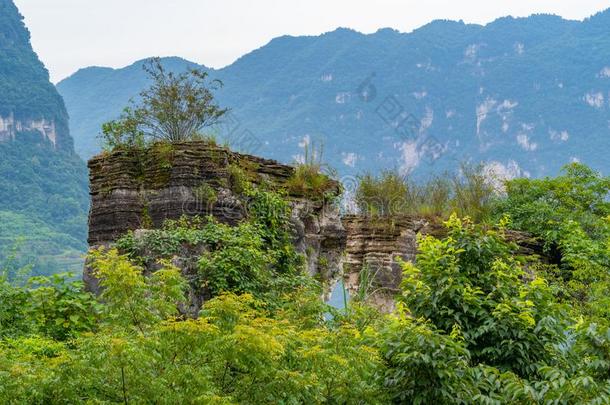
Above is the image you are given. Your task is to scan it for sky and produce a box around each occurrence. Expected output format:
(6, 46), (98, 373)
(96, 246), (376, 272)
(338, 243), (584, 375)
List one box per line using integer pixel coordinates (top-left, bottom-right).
(13, 0), (610, 83)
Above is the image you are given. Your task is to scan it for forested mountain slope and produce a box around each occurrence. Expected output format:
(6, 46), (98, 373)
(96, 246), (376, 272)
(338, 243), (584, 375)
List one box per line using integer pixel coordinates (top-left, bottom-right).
(59, 10), (610, 178)
(0, 0), (88, 275)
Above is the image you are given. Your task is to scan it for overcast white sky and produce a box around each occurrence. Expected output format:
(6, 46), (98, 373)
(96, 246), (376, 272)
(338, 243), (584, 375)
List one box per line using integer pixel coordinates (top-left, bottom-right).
(13, 0), (610, 83)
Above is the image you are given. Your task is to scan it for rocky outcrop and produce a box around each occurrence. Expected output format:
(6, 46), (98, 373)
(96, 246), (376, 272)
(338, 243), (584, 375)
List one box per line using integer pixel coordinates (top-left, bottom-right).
(86, 142), (547, 312)
(340, 215), (442, 311)
(86, 141), (345, 293)
(90, 143), (278, 244)
(340, 215), (546, 311)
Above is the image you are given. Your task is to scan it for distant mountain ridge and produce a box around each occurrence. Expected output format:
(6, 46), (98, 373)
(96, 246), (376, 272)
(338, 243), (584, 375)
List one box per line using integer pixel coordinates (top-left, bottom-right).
(0, 0), (88, 275)
(0, 0), (73, 150)
(58, 9), (610, 178)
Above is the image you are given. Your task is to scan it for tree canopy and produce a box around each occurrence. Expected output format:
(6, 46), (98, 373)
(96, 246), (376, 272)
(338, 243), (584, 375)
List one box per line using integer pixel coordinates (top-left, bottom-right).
(101, 58), (227, 149)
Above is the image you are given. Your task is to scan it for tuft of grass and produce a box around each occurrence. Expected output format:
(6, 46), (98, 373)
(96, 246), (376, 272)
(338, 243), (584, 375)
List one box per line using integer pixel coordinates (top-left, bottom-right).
(191, 132), (219, 147)
(150, 141), (175, 169)
(450, 163), (496, 222)
(355, 170), (408, 217)
(286, 141), (334, 198)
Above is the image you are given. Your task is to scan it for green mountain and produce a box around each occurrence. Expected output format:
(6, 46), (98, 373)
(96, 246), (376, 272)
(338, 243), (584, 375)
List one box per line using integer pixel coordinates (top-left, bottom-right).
(0, 0), (88, 276)
(59, 11), (610, 179)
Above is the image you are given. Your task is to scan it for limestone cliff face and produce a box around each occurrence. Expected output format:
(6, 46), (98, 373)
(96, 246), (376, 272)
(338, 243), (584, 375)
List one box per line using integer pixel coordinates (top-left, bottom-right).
(86, 141), (346, 293)
(340, 215), (443, 312)
(0, 0), (73, 151)
(341, 215), (546, 312)
(0, 114), (58, 146)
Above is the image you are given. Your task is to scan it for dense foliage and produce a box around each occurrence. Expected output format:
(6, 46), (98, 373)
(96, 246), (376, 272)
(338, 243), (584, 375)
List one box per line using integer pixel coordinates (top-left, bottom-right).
(1, 163), (609, 403)
(400, 215), (566, 379)
(116, 187), (307, 306)
(497, 163), (610, 316)
(0, 186), (389, 403)
(377, 211), (610, 403)
(0, 135), (88, 277)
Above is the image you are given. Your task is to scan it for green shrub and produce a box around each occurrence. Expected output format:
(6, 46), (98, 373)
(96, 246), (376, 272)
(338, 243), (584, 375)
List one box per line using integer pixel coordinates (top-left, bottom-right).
(90, 249), (186, 333)
(0, 273), (98, 340)
(116, 188), (305, 304)
(194, 181), (217, 205)
(496, 162), (610, 314)
(379, 317), (476, 403)
(197, 221), (274, 296)
(399, 215), (567, 378)
(227, 163), (250, 194)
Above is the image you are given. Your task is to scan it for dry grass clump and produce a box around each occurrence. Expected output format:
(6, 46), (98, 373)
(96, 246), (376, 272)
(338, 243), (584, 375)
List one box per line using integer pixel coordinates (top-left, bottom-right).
(355, 164), (497, 222)
(286, 142), (334, 198)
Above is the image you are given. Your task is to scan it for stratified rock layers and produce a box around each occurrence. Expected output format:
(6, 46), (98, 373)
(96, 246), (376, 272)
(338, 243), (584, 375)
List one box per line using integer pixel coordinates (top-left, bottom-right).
(341, 215), (545, 311)
(340, 216), (442, 311)
(87, 142), (345, 292)
(90, 143), (285, 243)
(87, 142), (545, 311)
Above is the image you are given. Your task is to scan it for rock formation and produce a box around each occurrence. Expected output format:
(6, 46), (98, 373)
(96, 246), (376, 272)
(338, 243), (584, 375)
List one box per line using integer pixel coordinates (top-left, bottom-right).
(341, 215), (545, 311)
(86, 141), (346, 294)
(340, 215), (444, 312)
(86, 141), (546, 311)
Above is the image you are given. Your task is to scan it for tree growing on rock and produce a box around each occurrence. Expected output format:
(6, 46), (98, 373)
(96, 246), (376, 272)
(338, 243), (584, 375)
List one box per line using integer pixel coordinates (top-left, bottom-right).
(101, 58), (227, 149)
